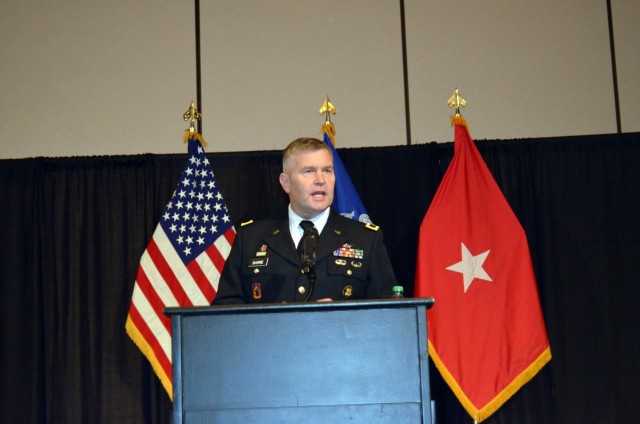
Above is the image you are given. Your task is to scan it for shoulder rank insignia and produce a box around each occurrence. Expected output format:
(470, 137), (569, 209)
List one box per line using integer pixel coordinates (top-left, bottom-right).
(241, 219), (254, 227)
(365, 222), (380, 231)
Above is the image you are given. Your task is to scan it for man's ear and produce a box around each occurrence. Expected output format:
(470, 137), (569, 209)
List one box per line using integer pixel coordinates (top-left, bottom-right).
(279, 172), (290, 193)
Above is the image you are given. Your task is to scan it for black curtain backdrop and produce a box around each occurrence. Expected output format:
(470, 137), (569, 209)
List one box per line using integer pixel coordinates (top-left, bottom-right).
(1, 132), (639, 423)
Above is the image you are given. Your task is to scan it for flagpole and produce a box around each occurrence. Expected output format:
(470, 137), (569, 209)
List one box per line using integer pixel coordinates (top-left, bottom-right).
(452, 89), (476, 424)
(452, 89), (475, 424)
(194, 0), (203, 134)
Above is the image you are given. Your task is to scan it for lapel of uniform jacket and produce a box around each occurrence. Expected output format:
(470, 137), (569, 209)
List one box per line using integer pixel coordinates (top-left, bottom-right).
(262, 216), (299, 266)
(316, 210), (350, 262)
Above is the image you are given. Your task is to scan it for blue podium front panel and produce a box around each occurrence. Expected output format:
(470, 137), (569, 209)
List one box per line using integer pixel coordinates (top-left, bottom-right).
(168, 299), (433, 424)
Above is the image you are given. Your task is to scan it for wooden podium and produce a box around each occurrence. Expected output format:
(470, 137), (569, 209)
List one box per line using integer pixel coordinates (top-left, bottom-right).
(165, 298), (434, 424)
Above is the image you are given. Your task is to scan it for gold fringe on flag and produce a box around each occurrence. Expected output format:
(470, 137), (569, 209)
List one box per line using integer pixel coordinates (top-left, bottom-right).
(183, 130), (207, 148)
(125, 314), (173, 400)
(450, 115), (469, 129)
(321, 122), (337, 147)
(429, 340), (552, 422)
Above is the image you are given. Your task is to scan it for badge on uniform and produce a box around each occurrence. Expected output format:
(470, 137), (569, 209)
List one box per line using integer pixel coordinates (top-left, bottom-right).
(255, 244), (268, 257)
(334, 243), (364, 259)
(252, 283), (262, 300)
(342, 285), (353, 299)
(249, 258), (269, 267)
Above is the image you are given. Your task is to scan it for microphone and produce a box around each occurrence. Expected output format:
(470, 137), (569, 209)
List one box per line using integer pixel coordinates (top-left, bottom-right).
(300, 225), (319, 275)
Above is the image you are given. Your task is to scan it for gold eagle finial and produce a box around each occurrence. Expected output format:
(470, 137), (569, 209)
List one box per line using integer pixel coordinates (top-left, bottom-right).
(447, 88), (467, 117)
(183, 101), (201, 133)
(319, 95), (336, 124)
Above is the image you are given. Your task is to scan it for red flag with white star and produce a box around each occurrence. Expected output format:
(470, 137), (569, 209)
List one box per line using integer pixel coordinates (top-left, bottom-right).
(414, 117), (551, 422)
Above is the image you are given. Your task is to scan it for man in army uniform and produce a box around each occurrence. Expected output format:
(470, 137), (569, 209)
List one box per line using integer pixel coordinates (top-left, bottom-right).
(213, 137), (398, 304)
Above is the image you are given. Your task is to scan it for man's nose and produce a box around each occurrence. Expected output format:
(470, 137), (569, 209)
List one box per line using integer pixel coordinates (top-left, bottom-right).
(314, 171), (326, 184)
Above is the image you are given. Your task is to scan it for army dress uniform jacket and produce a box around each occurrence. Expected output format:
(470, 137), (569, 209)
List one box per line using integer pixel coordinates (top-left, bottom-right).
(213, 210), (398, 304)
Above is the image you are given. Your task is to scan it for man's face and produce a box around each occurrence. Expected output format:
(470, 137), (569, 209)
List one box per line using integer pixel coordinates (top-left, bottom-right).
(279, 148), (335, 219)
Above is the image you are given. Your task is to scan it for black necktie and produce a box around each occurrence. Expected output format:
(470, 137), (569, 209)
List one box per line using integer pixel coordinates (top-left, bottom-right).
(297, 220), (315, 253)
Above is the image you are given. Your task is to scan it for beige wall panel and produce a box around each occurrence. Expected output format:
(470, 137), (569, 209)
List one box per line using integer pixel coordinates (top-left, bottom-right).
(0, 0), (195, 159)
(200, 0), (407, 152)
(405, 0), (617, 143)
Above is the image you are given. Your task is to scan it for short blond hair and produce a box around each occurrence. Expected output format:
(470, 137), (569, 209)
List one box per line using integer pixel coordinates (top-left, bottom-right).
(282, 137), (331, 172)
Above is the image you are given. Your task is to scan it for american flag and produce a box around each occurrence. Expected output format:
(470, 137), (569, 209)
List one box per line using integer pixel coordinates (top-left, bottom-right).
(125, 135), (236, 398)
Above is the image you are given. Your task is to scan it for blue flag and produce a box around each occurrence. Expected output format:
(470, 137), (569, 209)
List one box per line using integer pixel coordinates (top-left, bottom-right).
(322, 123), (371, 223)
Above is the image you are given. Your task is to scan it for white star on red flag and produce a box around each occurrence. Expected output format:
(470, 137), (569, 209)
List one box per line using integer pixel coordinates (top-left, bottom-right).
(446, 242), (492, 292)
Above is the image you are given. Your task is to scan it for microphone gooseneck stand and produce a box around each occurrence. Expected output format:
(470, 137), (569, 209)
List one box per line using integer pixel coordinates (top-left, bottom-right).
(301, 263), (316, 302)
(299, 221), (318, 302)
